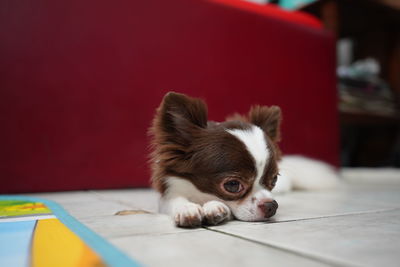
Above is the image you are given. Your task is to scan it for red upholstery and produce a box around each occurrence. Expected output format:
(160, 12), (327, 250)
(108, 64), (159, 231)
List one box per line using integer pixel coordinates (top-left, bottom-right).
(0, 0), (338, 193)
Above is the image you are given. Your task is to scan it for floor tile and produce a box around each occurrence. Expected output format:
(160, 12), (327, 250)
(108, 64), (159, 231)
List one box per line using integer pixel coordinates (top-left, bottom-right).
(342, 168), (400, 185)
(91, 189), (159, 212)
(79, 213), (202, 239)
(110, 229), (329, 267)
(58, 200), (134, 220)
(209, 209), (400, 267)
(272, 184), (400, 222)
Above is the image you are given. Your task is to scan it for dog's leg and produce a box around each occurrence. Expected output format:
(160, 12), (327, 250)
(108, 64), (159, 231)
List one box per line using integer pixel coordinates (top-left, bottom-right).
(160, 196), (204, 228)
(202, 200), (232, 225)
(159, 177), (233, 227)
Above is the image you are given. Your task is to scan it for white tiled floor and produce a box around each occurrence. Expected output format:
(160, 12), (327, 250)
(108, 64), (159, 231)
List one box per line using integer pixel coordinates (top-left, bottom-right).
(26, 169), (400, 267)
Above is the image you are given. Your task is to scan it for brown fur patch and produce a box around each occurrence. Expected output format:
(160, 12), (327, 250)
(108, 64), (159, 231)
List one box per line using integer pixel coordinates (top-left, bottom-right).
(261, 134), (281, 190)
(248, 105), (282, 142)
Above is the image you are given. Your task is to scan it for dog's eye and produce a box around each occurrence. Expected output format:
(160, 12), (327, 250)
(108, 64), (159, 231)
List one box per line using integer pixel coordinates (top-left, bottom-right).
(271, 175), (278, 187)
(223, 180), (243, 193)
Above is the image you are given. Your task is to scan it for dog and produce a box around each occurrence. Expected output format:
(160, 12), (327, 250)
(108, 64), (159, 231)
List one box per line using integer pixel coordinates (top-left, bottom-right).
(149, 92), (339, 227)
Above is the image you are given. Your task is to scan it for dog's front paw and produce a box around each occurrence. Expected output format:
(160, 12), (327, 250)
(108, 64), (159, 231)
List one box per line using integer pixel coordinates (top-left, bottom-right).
(203, 201), (231, 225)
(173, 203), (204, 228)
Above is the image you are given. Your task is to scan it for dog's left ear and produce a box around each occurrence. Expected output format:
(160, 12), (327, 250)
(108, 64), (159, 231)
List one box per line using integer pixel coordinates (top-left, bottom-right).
(248, 105), (282, 142)
(152, 92), (208, 147)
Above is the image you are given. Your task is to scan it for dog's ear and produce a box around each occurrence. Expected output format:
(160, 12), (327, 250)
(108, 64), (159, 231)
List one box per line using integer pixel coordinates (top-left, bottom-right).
(248, 105), (282, 142)
(153, 92), (208, 145)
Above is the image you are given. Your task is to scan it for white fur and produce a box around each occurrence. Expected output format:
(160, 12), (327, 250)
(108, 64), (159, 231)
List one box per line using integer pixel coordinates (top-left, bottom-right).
(274, 155), (340, 193)
(160, 177), (229, 226)
(226, 126), (269, 182)
(160, 177), (216, 211)
(170, 198), (203, 226)
(202, 201), (232, 224)
(160, 177), (210, 226)
(226, 189), (274, 222)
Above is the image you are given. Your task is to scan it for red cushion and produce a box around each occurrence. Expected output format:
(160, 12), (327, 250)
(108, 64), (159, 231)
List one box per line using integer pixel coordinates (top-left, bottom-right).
(210, 0), (322, 29)
(0, 0), (338, 193)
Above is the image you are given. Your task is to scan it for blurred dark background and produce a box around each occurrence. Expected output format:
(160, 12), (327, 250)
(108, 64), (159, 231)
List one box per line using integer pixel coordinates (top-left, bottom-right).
(303, 0), (400, 167)
(260, 0), (400, 167)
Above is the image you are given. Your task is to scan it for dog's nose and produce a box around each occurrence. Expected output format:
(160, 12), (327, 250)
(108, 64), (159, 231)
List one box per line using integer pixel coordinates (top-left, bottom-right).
(258, 200), (278, 218)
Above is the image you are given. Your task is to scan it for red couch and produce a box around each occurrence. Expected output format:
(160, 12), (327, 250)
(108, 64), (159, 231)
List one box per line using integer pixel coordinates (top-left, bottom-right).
(0, 0), (338, 193)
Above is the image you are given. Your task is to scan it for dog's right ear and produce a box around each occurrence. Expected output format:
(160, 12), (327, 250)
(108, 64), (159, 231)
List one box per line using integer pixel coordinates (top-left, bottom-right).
(153, 92), (208, 145)
(248, 105), (282, 142)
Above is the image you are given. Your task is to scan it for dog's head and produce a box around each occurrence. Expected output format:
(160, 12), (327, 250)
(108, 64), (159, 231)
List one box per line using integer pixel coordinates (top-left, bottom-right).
(150, 92), (282, 221)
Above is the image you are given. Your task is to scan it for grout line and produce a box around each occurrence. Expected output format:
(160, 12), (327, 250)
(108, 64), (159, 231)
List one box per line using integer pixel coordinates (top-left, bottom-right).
(204, 227), (362, 267)
(232, 207), (400, 227)
(267, 207), (400, 225)
(203, 207), (400, 267)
